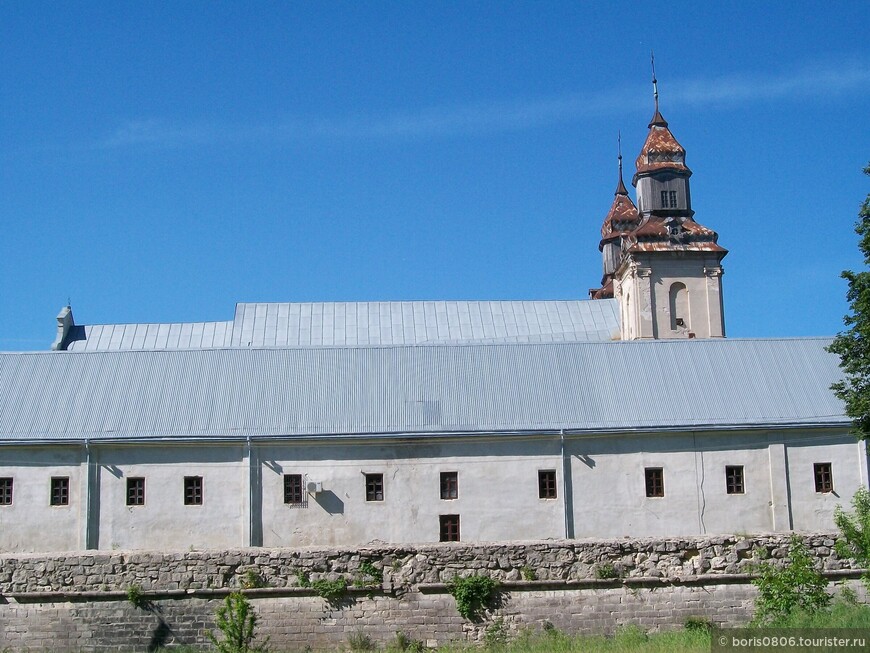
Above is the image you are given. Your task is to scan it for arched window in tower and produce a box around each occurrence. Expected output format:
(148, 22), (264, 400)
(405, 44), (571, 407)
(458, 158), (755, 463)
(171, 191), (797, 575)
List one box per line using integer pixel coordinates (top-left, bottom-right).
(669, 282), (689, 331)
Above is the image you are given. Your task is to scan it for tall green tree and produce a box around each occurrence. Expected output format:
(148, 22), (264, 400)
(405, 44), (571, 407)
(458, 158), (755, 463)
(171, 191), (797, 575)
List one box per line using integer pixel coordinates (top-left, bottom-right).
(828, 163), (870, 440)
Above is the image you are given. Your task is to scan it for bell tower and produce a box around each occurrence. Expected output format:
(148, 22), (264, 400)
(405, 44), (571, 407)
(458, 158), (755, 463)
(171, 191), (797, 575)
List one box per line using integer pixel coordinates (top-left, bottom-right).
(606, 59), (727, 340)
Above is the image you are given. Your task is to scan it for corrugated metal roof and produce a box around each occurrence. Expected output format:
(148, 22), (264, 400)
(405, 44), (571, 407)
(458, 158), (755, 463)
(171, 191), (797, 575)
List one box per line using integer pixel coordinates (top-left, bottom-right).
(65, 321), (234, 351)
(0, 338), (846, 442)
(62, 299), (621, 351)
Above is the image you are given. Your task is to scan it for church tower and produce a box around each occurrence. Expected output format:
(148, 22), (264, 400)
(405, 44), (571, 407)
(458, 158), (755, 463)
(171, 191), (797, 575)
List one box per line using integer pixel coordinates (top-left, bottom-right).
(593, 64), (727, 340)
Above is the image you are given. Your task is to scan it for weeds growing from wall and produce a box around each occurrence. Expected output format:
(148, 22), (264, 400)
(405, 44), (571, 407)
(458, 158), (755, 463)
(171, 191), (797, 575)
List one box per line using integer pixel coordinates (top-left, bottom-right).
(357, 560), (383, 585)
(347, 630), (375, 652)
(240, 569), (268, 589)
(126, 584), (149, 610)
(311, 577), (348, 604)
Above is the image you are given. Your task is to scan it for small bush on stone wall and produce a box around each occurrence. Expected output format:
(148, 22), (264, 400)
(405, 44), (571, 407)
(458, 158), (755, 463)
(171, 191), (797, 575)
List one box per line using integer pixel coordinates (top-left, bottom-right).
(311, 577), (348, 603)
(356, 560), (383, 585)
(446, 574), (499, 621)
(208, 591), (269, 653)
(126, 584), (149, 610)
(240, 569), (267, 589)
(594, 563), (620, 580)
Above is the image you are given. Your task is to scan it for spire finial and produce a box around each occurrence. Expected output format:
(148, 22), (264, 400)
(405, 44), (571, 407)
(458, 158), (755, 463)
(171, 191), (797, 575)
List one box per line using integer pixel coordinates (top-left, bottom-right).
(615, 131), (628, 196)
(651, 50), (659, 112)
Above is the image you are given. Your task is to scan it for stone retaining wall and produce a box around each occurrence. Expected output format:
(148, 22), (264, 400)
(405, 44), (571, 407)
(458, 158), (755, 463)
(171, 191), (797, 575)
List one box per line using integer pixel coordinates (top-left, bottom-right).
(0, 534), (865, 651)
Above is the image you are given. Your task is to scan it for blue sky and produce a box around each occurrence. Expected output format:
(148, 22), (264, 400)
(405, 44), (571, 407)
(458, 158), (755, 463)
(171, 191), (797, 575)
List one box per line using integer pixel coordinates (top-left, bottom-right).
(1, 1), (868, 350)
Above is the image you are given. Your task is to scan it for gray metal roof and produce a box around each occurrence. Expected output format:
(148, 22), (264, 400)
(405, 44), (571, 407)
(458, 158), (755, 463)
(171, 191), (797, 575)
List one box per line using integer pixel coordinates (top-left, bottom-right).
(0, 338), (846, 443)
(63, 299), (620, 351)
(64, 321), (234, 351)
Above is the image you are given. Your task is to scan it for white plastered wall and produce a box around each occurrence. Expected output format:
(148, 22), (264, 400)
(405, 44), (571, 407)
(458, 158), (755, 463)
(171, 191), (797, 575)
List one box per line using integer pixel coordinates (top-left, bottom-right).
(257, 436), (565, 547)
(0, 446), (83, 553)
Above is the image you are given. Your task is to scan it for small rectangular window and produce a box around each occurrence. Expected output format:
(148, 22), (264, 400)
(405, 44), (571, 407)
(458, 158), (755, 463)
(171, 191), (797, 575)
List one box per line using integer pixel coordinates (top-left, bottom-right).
(538, 470), (557, 499)
(439, 514), (460, 542)
(127, 477), (145, 506)
(661, 190), (669, 208)
(184, 476), (203, 505)
(669, 190), (677, 208)
(814, 463), (833, 493)
(440, 471), (458, 500)
(0, 478), (12, 505)
(365, 473), (384, 502)
(725, 466), (744, 495)
(645, 468), (664, 497)
(284, 474), (306, 506)
(51, 477), (70, 506)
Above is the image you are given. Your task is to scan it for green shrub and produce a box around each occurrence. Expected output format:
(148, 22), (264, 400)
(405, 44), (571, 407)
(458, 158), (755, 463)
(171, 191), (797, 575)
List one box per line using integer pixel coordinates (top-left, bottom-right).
(835, 486), (870, 587)
(520, 566), (537, 581)
(594, 563), (619, 579)
(446, 574), (499, 621)
(208, 591), (269, 653)
(126, 584), (149, 610)
(751, 535), (830, 626)
(311, 577), (348, 603)
(684, 616), (712, 633)
(295, 570), (311, 587)
(358, 560), (383, 583)
(240, 569), (267, 589)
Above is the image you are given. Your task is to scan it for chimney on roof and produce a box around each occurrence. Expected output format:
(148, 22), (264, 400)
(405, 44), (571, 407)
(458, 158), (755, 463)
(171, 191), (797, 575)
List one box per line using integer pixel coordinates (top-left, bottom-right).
(51, 305), (75, 351)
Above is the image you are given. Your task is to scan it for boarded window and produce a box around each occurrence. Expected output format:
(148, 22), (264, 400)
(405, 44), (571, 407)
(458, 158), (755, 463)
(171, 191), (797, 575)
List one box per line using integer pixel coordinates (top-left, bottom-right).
(440, 471), (458, 500)
(127, 477), (145, 506)
(645, 468), (664, 497)
(538, 470), (557, 499)
(365, 473), (384, 502)
(725, 466), (744, 494)
(440, 514), (460, 542)
(51, 477), (70, 506)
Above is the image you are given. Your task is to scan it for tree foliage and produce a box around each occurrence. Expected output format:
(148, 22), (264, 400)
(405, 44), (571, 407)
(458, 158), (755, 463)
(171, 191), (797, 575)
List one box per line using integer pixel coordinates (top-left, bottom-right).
(828, 163), (870, 439)
(751, 535), (830, 626)
(835, 486), (870, 587)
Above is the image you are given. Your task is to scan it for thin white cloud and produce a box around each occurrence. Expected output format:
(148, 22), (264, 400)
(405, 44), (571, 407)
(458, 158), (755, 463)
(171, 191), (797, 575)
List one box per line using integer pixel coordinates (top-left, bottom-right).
(98, 60), (870, 149)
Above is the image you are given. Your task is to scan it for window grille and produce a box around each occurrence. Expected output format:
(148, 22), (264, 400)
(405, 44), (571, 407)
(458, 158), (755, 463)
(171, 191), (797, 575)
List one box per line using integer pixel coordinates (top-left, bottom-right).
(725, 466), (744, 494)
(365, 473), (384, 501)
(284, 474), (307, 507)
(184, 476), (203, 505)
(51, 477), (70, 506)
(0, 478), (12, 505)
(127, 477), (145, 506)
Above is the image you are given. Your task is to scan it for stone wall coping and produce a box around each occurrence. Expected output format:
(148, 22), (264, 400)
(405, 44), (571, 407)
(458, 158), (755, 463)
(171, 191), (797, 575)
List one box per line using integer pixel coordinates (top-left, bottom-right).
(6, 569), (864, 603)
(0, 532), (843, 562)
